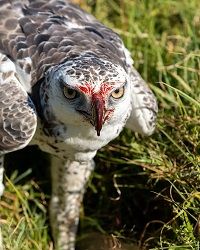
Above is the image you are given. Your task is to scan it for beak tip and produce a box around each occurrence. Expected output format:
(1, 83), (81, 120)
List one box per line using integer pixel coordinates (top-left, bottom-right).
(96, 127), (101, 136)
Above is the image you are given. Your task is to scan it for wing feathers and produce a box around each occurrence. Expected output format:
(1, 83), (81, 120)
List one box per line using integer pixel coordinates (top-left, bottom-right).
(126, 68), (158, 136)
(0, 54), (37, 153)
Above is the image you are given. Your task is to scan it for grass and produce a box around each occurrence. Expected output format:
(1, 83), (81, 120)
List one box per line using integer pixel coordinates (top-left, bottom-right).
(0, 0), (200, 249)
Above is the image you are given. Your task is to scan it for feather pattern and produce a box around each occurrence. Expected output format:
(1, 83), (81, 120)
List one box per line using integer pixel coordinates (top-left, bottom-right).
(0, 0), (128, 88)
(0, 54), (37, 153)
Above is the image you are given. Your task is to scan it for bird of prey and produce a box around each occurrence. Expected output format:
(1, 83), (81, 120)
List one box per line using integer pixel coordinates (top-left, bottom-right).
(0, 0), (158, 249)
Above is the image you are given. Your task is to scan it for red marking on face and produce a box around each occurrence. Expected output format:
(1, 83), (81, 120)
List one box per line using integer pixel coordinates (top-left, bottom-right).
(77, 82), (114, 97)
(78, 83), (92, 95)
(77, 82), (115, 136)
(99, 82), (113, 96)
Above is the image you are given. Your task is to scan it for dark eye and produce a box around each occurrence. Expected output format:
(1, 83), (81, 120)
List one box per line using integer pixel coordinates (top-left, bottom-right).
(111, 86), (125, 99)
(63, 86), (78, 99)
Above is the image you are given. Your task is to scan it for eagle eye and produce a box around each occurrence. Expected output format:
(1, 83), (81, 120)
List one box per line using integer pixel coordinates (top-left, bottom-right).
(111, 86), (125, 99)
(63, 86), (79, 100)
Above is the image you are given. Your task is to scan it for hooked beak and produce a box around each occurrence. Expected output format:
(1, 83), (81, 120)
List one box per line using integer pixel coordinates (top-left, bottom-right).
(91, 94), (105, 136)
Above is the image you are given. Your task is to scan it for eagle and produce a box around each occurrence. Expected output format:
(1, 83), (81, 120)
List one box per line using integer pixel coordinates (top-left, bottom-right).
(0, 0), (157, 249)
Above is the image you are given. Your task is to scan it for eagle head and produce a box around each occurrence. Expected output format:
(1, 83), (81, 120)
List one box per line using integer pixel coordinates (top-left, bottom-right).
(41, 55), (132, 137)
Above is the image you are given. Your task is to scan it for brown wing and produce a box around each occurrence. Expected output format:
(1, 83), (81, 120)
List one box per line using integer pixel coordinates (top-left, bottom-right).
(0, 54), (37, 154)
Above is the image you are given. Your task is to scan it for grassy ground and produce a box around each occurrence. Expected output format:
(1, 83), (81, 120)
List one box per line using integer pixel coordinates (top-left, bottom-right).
(0, 0), (200, 249)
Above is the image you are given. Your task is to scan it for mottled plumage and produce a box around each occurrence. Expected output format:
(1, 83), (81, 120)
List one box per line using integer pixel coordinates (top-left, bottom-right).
(0, 0), (157, 249)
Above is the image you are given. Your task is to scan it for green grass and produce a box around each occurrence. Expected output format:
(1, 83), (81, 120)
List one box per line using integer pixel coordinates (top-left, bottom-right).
(1, 0), (200, 249)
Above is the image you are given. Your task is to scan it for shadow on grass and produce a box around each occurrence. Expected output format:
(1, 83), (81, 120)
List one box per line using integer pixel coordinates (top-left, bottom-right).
(3, 145), (178, 249)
